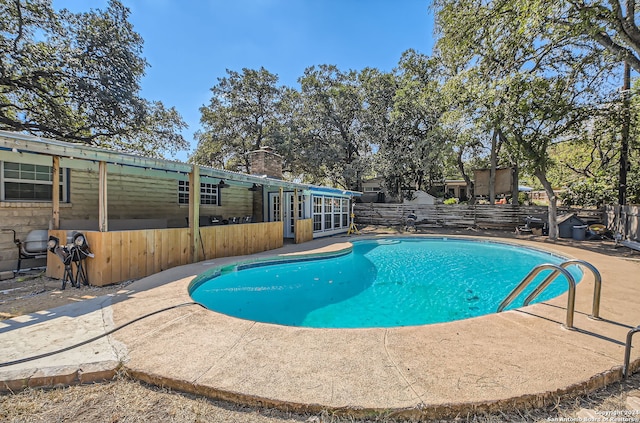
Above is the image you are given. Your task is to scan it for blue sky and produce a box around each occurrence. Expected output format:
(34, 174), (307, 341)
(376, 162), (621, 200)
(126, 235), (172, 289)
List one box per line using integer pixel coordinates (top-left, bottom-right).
(53, 1), (436, 161)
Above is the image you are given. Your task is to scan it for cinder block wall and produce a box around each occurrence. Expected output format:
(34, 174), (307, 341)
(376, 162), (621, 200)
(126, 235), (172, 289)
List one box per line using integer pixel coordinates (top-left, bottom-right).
(0, 202), (53, 271)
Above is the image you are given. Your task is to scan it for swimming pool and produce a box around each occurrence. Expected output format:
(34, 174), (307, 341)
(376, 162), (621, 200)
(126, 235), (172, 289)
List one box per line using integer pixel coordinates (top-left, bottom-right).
(189, 238), (582, 328)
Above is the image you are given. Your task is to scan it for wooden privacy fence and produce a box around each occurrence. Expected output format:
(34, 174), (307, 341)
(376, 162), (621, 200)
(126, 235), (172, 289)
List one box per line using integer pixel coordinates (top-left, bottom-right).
(294, 219), (313, 244)
(604, 205), (640, 241)
(46, 222), (284, 286)
(355, 203), (604, 230)
(199, 222), (283, 259)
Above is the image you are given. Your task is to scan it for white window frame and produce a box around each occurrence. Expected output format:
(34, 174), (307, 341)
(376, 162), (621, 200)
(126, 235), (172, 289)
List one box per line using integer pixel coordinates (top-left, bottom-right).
(1, 161), (67, 202)
(313, 196), (322, 231)
(178, 180), (220, 206)
(312, 194), (350, 234)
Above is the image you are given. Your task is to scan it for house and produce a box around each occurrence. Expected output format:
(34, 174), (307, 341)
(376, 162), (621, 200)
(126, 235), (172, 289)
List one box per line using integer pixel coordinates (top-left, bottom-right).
(360, 177), (386, 203)
(440, 180), (469, 200)
(0, 131), (360, 282)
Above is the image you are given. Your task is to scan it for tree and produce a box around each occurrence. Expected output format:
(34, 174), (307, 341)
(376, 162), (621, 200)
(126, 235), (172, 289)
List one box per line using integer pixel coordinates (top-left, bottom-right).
(366, 51), (451, 199)
(0, 0), (187, 156)
(433, 0), (617, 238)
(556, 75), (640, 206)
(107, 101), (188, 159)
(295, 65), (369, 190)
(500, 74), (597, 236)
(553, 0), (640, 73)
(439, 110), (485, 204)
(358, 67), (405, 196)
(437, 67), (495, 205)
(550, 107), (621, 206)
(193, 67), (284, 172)
(434, 0), (640, 72)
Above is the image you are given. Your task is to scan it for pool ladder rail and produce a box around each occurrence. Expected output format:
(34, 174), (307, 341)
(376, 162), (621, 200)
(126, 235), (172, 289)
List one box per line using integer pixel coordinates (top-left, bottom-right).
(497, 259), (602, 330)
(497, 261), (640, 380)
(624, 325), (640, 379)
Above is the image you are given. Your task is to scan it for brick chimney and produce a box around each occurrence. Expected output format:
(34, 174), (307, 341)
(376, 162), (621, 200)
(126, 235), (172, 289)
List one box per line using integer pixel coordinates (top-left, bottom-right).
(248, 146), (283, 179)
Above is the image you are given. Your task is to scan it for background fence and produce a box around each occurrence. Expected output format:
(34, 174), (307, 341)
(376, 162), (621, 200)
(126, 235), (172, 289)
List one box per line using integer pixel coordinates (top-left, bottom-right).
(200, 222), (283, 259)
(354, 203), (604, 231)
(604, 205), (640, 241)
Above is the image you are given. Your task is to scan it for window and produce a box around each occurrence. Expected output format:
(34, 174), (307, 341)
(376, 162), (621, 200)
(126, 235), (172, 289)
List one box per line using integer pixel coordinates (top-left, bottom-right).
(313, 197), (322, 231)
(178, 180), (219, 205)
(312, 195), (350, 233)
(324, 197), (333, 230)
(178, 180), (189, 204)
(2, 162), (66, 201)
(200, 182), (219, 205)
(341, 198), (349, 227)
(272, 194), (281, 221)
(364, 186), (381, 192)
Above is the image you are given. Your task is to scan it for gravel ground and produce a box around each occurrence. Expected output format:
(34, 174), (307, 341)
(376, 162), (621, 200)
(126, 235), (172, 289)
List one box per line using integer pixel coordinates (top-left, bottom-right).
(1, 227), (640, 422)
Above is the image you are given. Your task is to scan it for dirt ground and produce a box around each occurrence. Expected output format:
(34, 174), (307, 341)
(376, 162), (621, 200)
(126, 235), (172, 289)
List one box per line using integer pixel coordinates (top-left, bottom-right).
(0, 270), (133, 320)
(1, 227), (640, 422)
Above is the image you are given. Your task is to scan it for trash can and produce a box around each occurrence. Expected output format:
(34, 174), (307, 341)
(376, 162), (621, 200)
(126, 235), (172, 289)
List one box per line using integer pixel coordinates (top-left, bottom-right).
(572, 225), (588, 241)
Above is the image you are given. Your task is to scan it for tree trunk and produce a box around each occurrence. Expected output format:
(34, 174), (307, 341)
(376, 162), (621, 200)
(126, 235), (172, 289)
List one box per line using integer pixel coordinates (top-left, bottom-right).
(456, 148), (475, 205)
(489, 129), (498, 205)
(535, 169), (558, 240)
(511, 163), (519, 205)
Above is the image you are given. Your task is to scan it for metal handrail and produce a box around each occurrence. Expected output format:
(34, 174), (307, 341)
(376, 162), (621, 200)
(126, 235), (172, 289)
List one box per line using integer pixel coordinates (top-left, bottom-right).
(497, 263), (577, 329)
(523, 259), (602, 319)
(623, 325), (640, 379)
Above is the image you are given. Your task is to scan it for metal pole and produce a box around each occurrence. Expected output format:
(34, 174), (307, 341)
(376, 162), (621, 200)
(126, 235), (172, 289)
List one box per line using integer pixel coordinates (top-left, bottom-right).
(623, 326), (640, 379)
(497, 264), (577, 330)
(619, 62), (630, 206)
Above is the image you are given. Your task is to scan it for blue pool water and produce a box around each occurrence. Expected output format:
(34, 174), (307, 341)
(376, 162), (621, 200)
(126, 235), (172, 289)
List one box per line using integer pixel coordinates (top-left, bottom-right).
(189, 238), (582, 328)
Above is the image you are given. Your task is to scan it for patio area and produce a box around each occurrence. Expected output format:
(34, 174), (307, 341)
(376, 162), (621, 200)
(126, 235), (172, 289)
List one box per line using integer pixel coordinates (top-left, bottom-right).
(1, 229), (639, 420)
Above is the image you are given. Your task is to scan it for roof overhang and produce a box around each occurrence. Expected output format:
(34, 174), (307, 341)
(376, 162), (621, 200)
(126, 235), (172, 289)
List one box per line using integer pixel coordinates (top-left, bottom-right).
(307, 186), (361, 197)
(0, 130), (311, 190)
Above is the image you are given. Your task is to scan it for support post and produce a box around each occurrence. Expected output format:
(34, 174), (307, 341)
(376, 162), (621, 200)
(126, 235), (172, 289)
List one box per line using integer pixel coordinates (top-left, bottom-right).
(279, 186), (284, 222)
(189, 166), (201, 263)
(98, 161), (108, 232)
(51, 156), (60, 229)
(292, 188), (299, 240)
(279, 186), (285, 238)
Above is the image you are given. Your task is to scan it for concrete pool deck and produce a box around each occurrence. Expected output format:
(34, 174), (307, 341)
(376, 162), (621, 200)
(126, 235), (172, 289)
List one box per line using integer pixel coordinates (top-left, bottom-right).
(1, 232), (639, 420)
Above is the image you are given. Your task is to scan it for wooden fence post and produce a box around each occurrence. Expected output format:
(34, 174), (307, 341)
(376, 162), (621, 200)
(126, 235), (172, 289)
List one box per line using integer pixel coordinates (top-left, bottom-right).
(98, 161), (108, 232)
(189, 166), (201, 263)
(51, 156), (60, 230)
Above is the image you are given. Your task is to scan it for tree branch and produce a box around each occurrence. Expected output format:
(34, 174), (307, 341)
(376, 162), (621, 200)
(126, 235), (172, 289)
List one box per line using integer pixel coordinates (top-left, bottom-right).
(590, 30), (640, 71)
